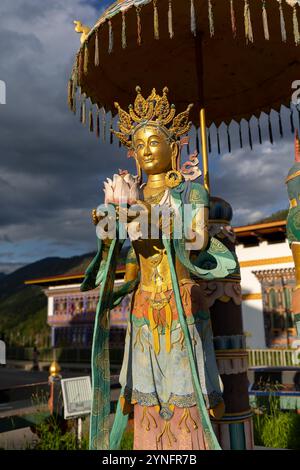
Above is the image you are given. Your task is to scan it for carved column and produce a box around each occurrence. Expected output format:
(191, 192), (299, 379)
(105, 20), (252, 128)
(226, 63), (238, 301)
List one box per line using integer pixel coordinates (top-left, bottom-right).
(204, 197), (254, 450)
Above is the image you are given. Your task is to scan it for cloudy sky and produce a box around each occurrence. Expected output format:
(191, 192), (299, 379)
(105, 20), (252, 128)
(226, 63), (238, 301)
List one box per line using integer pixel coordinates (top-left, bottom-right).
(0, 0), (296, 273)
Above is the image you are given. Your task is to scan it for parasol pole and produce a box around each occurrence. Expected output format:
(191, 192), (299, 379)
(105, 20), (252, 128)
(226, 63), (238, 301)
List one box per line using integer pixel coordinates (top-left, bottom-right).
(200, 108), (210, 193)
(194, 32), (210, 193)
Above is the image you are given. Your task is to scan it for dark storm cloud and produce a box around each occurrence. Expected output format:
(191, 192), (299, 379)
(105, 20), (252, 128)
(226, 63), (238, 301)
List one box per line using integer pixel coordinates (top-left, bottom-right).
(0, 0), (296, 272)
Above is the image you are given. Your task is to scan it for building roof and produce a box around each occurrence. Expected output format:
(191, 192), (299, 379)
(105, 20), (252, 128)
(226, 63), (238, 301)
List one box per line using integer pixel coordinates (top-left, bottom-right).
(234, 220), (286, 246)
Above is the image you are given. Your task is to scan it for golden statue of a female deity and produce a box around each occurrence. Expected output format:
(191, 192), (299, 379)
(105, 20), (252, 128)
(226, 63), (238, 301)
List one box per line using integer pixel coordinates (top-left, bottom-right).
(84, 87), (236, 450)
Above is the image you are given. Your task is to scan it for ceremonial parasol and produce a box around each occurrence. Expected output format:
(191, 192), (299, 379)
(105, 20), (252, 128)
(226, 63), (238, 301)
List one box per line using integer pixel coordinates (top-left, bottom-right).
(69, 0), (300, 190)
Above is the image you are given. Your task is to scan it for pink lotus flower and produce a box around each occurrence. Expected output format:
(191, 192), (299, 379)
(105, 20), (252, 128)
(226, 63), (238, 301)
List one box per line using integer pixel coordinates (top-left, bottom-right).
(103, 173), (140, 205)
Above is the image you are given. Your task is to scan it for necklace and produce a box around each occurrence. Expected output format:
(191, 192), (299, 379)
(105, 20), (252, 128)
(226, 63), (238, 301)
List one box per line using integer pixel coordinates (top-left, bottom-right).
(144, 189), (166, 205)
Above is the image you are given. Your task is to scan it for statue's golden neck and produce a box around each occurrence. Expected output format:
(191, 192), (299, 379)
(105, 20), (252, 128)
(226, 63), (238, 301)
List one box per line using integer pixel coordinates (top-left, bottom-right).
(146, 173), (167, 189)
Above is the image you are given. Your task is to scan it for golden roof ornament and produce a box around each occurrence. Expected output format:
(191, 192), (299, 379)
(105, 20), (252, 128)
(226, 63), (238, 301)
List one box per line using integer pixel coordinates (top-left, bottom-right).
(74, 21), (91, 44)
(112, 86), (193, 148)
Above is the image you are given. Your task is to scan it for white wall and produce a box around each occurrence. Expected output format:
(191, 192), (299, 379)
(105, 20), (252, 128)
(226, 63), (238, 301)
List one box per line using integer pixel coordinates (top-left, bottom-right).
(237, 239), (294, 349)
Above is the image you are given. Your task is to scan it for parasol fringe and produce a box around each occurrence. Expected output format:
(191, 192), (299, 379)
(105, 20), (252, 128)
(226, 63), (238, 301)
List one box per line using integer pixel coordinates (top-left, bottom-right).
(293, 5), (300, 46)
(227, 127), (231, 153)
(244, 0), (254, 44)
(81, 94), (86, 126)
(262, 1), (270, 41)
(154, 0), (159, 40)
(102, 108), (106, 142)
(96, 106), (100, 138)
(230, 0), (237, 39)
(110, 114), (114, 144)
(191, 0), (197, 37)
(78, 49), (84, 86)
(216, 126), (221, 154)
(208, 128), (212, 153)
(239, 123), (243, 148)
(136, 6), (142, 45)
(84, 43), (89, 75)
(208, 0), (215, 38)
(248, 121), (253, 150)
(196, 128), (200, 153)
(122, 11), (127, 49)
(297, 106), (300, 132)
(278, 112), (283, 138)
(95, 30), (100, 66)
(257, 118), (262, 144)
(108, 20), (114, 53)
(268, 115), (273, 144)
(291, 108), (295, 134)
(168, 0), (174, 39)
(89, 107), (94, 133)
(68, 79), (73, 111)
(279, 0), (287, 42)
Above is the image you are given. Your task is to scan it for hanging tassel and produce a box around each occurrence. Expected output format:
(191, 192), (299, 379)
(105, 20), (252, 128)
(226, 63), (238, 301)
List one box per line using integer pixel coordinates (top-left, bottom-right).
(89, 108), (94, 133)
(83, 43), (89, 75)
(102, 108), (106, 143)
(293, 5), (300, 46)
(268, 115), (273, 144)
(136, 6), (142, 45)
(153, 0), (159, 40)
(290, 108), (295, 134)
(122, 11), (127, 49)
(94, 29), (100, 66)
(196, 128), (200, 154)
(78, 49), (84, 84)
(95, 106), (100, 138)
(168, 0), (174, 39)
(81, 94), (86, 126)
(208, 128), (212, 153)
(227, 127), (231, 153)
(187, 139), (190, 155)
(108, 20), (114, 53)
(216, 127), (221, 154)
(230, 0), (237, 39)
(248, 121), (253, 150)
(208, 0), (215, 37)
(244, 0), (254, 44)
(191, 0), (197, 36)
(72, 93), (76, 115)
(119, 139), (122, 148)
(110, 115), (114, 144)
(262, 1), (270, 41)
(297, 106), (300, 132)
(257, 118), (262, 144)
(278, 112), (283, 138)
(68, 79), (73, 111)
(239, 123), (243, 148)
(279, 0), (287, 42)
(80, 100), (83, 124)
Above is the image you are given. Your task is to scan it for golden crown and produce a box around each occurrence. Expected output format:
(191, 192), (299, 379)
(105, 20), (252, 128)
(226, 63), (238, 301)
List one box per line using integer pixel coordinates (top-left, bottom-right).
(112, 86), (193, 148)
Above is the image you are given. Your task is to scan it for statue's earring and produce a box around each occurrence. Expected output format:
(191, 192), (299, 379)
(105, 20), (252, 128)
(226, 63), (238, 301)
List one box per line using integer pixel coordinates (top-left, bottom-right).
(135, 157), (143, 185)
(165, 143), (183, 189)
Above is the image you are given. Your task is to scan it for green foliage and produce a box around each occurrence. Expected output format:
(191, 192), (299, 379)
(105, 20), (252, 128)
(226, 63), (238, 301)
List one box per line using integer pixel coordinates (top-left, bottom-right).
(30, 414), (89, 450)
(253, 393), (300, 449)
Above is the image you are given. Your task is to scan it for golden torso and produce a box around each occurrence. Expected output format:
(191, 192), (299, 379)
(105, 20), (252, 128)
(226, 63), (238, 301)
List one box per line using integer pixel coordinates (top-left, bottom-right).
(132, 173), (190, 291)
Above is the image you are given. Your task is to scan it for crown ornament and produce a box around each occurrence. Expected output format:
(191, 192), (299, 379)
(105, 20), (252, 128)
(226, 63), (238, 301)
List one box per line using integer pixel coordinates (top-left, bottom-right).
(112, 86), (193, 148)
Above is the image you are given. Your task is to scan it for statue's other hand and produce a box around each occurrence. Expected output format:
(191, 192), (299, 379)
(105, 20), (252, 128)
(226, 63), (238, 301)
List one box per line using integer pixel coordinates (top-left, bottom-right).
(209, 401), (225, 420)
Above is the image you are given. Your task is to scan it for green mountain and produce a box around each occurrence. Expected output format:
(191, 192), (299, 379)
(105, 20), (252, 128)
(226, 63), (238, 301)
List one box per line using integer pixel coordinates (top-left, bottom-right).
(0, 253), (95, 347)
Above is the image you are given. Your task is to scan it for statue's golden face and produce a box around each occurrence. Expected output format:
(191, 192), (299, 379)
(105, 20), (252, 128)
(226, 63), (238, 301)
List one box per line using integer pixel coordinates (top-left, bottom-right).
(133, 125), (177, 175)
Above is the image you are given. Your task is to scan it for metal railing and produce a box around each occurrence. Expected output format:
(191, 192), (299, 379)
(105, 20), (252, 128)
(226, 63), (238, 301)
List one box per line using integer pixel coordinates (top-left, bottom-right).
(247, 349), (300, 367)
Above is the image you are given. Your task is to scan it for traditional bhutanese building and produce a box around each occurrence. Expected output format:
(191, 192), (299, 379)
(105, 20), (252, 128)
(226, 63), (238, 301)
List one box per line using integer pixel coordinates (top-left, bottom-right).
(25, 220), (298, 350)
(235, 219), (297, 350)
